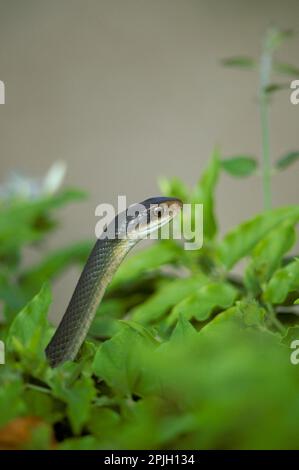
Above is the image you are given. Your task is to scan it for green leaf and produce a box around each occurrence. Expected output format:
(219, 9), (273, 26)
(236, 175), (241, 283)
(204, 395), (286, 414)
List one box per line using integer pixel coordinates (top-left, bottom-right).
(110, 241), (183, 289)
(282, 326), (299, 345)
(118, 320), (158, 344)
(47, 362), (96, 434)
(264, 259), (299, 304)
(24, 388), (61, 424)
(131, 274), (208, 324)
(245, 221), (296, 289)
(221, 156), (257, 177)
(7, 283), (52, 365)
(221, 56), (256, 68)
(294, 299), (299, 305)
(0, 373), (26, 427)
(264, 83), (289, 94)
(159, 177), (189, 203)
(168, 282), (237, 324)
(20, 241), (92, 297)
(237, 300), (266, 327)
(92, 323), (155, 396)
(160, 151), (220, 241)
(0, 189), (86, 258)
(274, 61), (299, 77)
(192, 147), (220, 239)
(265, 28), (294, 51)
(276, 151), (299, 170)
(202, 299), (266, 333)
(169, 315), (197, 343)
(64, 376), (96, 434)
(58, 436), (100, 450)
(218, 206), (299, 269)
(0, 270), (27, 317)
(87, 407), (120, 440)
(24, 422), (53, 450)
(40, 188), (87, 208)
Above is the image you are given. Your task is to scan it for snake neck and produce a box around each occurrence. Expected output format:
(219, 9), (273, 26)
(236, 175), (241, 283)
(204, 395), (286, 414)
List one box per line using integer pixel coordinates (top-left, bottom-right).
(45, 236), (137, 367)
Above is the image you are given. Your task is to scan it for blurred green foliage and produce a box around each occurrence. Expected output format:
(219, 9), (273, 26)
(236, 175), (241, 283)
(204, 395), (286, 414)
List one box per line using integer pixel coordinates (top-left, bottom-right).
(0, 148), (299, 450)
(1, 26), (299, 450)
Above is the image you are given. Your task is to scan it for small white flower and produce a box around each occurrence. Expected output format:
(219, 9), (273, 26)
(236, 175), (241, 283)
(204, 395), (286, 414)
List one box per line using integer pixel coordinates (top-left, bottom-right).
(0, 161), (67, 200)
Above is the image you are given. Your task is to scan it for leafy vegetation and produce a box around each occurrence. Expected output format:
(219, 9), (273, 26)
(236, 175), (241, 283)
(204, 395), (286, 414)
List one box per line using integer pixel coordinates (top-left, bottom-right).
(0, 28), (299, 450)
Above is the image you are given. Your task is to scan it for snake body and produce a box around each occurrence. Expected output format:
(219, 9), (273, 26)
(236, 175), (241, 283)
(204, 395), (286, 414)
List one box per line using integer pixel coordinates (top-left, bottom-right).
(45, 197), (182, 367)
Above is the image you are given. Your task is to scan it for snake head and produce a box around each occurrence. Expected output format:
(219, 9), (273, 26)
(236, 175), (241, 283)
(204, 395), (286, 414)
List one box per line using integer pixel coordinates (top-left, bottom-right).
(125, 196), (183, 239)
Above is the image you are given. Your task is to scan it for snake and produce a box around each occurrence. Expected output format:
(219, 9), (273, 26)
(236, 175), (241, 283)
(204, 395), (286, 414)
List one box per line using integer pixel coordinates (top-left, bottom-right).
(45, 196), (182, 367)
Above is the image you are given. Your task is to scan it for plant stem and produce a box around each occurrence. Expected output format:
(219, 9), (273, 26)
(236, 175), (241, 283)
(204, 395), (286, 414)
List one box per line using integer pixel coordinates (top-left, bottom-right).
(266, 303), (286, 335)
(260, 94), (271, 210)
(259, 33), (273, 210)
(26, 383), (51, 394)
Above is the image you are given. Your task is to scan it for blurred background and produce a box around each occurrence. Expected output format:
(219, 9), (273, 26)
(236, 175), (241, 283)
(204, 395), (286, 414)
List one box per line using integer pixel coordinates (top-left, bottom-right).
(0, 0), (298, 321)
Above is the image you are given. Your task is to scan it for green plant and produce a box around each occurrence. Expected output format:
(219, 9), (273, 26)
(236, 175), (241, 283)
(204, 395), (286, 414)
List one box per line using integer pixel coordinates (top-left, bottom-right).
(1, 28), (299, 450)
(222, 27), (299, 209)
